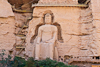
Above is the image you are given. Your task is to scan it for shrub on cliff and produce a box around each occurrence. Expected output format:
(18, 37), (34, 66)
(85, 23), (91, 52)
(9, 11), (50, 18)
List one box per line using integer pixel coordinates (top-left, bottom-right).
(0, 50), (78, 67)
(11, 57), (78, 67)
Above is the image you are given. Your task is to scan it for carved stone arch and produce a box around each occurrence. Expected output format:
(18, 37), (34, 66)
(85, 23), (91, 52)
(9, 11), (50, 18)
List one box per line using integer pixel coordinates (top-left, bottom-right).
(30, 10), (63, 43)
(53, 22), (63, 42)
(42, 10), (63, 42)
(30, 10), (54, 43)
(30, 24), (44, 43)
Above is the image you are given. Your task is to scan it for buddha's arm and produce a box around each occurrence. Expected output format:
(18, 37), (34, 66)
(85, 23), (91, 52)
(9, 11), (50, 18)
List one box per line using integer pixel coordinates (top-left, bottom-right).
(52, 29), (57, 42)
(37, 28), (42, 44)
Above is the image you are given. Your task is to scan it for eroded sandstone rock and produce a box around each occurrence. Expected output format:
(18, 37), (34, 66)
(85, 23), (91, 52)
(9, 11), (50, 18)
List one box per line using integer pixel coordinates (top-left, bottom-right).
(91, 0), (100, 56)
(0, 0), (14, 17)
(38, 0), (78, 4)
(0, 0), (15, 58)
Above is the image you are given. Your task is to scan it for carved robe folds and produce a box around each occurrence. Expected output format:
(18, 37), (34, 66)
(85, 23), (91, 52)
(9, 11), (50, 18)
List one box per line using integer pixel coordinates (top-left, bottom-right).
(35, 25), (57, 60)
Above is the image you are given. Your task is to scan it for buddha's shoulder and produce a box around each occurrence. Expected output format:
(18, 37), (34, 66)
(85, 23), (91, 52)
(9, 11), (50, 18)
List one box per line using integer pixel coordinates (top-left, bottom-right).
(39, 25), (45, 28)
(39, 25), (57, 29)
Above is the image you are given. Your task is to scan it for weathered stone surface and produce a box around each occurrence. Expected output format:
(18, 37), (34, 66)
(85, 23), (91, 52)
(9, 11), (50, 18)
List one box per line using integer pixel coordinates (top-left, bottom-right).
(0, 0), (15, 52)
(14, 12), (32, 57)
(16, 36), (22, 45)
(0, 17), (15, 50)
(0, 0), (14, 17)
(38, 0), (78, 4)
(91, 0), (100, 56)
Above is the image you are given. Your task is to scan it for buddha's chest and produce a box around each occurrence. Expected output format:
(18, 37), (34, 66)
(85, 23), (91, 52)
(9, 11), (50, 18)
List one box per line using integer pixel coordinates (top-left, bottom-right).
(42, 27), (54, 33)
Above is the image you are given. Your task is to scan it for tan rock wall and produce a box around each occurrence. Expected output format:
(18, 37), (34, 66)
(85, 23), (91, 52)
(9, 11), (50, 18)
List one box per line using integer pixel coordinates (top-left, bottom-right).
(0, 17), (15, 50)
(91, 0), (100, 56)
(0, 0), (14, 17)
(0, 0), (15, 51)
(14, 12), (32, 56)
(38, 0), (78, 4)
(26, 5), (94, 59)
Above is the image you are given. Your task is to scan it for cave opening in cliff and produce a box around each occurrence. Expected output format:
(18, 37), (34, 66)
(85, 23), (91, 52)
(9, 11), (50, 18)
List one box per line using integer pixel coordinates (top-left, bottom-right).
(7, 0), (39, 9)
(78, 0), (87, 4)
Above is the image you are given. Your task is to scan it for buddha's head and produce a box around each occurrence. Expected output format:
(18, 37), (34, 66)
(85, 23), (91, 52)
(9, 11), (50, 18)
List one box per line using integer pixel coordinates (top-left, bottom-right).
(44, 13), (52, 24)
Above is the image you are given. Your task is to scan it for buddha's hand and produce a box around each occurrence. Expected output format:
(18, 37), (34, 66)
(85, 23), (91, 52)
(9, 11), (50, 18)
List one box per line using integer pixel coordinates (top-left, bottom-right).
(36, 43), (40, 45)
(45, 41), (49, 43)
(45, 39), (55, 43)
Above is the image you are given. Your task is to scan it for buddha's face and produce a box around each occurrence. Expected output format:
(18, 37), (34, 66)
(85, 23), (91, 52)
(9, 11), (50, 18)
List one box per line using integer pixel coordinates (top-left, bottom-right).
(45, 13), (52, 24)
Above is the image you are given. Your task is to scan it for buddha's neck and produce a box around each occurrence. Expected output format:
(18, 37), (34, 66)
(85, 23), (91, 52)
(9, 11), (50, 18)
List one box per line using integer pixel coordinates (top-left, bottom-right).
(45, 22), (52, 25)
(45, 24), (50, 25)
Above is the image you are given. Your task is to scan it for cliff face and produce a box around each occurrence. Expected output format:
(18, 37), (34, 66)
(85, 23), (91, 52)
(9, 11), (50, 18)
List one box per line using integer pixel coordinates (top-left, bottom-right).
(0, 0), (91, 54)
(1, 0), (100, 64)
(0, 0), (14, 17)
(0, 0), (33, 57)
(91, 0), (100, 55)
(0, 0), (15, 51)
